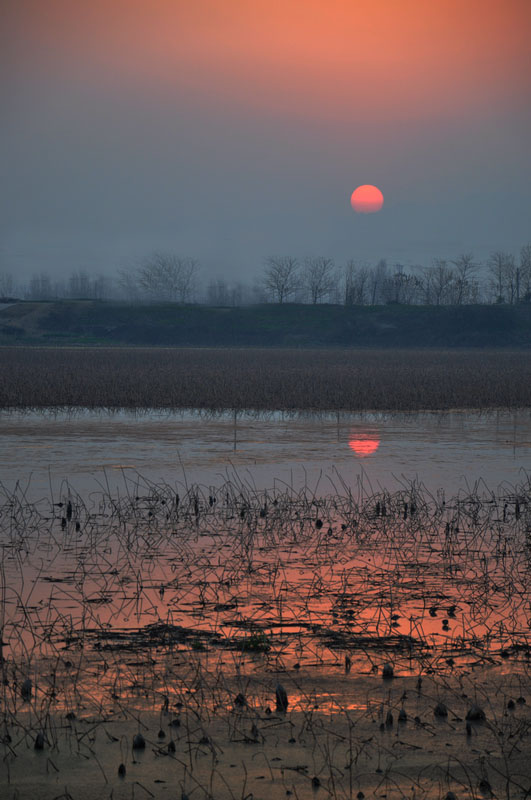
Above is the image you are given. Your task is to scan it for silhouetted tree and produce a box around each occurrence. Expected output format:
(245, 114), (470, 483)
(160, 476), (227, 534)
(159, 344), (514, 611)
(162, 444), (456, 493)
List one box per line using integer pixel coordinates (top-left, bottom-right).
(117, 268), (142, 301)
(423, 259), (454, 305)
(206, 278), (247, 306)
(0, 272), (14, 298)
(450, 253), (478, 304)
(344, 260), (370, 305)
(229, 281), (246, 306)
(383, 265), (420, 304)
(519, 244), (531, 302)
(207, 278), (230, 306)
(369, 259), (388, 304)
(92, 274), (112, 300)
(303, 256), (335, 304)
(263, 256), (300, 303)
(503, 255), (517, 304)
(68, 270), (93, 298)
(27, 273), (54, 300)
(138, 253), (199, 302)
(488, 250), (515, 303)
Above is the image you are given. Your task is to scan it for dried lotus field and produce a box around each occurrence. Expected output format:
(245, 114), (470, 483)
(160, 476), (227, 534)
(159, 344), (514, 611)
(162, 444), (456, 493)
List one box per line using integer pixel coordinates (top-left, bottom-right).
(0, 472), (530, 800)
(1, 347), (531, 412)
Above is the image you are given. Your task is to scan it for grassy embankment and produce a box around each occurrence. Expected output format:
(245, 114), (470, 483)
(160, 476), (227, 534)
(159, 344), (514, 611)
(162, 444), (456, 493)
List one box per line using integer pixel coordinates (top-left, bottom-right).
(1, 300), (531, 347)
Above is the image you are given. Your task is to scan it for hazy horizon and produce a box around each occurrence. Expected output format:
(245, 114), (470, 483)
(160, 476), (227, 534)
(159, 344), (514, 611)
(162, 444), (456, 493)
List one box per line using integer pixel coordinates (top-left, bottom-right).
(2, 0), (530, 282)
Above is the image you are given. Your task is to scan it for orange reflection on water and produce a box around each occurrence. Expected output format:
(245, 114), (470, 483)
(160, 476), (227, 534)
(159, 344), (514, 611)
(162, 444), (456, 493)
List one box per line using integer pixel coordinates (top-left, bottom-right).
(348, 432), (380, 457)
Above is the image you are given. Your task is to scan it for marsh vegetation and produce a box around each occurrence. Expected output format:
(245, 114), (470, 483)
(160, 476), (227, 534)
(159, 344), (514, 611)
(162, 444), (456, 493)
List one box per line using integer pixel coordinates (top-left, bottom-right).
(0, 473), (529, 798)
(1, 347), (530, 797)
(2, 347), (531, 411)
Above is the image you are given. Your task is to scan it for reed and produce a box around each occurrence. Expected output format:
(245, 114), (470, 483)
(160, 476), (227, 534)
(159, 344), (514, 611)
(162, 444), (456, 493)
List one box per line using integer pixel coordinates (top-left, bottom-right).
(0, 471), (529, 798)
(1, 346), (531, 411)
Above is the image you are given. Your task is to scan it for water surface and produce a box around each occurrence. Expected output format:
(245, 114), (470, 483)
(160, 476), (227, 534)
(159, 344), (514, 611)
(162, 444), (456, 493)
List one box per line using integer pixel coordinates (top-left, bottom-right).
(2, 408), (530, 499)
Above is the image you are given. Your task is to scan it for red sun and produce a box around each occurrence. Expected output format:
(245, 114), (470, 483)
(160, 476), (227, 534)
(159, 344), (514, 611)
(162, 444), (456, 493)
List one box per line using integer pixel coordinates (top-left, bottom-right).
(348, 435), (380, 457)
(350, 185), (384, 214)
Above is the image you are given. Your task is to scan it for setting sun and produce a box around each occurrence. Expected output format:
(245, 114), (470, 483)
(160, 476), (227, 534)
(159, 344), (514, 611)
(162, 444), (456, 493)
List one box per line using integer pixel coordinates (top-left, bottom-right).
(350, 185), (384, 214)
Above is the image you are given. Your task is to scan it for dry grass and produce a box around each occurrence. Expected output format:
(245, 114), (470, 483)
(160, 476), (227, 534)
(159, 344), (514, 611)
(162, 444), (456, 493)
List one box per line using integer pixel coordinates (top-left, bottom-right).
(1, 347), (531, 411)
(0, 473), (530, 799)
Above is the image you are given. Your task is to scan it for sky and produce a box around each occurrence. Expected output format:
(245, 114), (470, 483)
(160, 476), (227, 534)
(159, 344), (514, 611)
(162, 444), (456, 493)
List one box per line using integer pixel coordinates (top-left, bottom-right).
(1, 0), (530, 282)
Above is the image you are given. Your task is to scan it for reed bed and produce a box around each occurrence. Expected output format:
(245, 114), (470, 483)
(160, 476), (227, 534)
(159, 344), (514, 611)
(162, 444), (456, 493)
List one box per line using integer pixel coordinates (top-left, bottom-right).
(1, 347), (531, 410)
(0, 472), (530, 798)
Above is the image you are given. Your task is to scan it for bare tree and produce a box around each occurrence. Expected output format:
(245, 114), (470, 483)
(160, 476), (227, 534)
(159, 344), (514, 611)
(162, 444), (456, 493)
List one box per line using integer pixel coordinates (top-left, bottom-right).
(383, 265), (421, 304)
(344, 260), (356, 305)
(92, 274), (112, 300)
(228, 281), (246, 307)
(450, 253), (478, 304)
(117, 268), (142, 302)
(488, 251), (515, 304)
(500, 245), (531, 304)
(423, 259), (454, 305)
(68, 270), (93, 298)
(344, 260), (370, 305)
(27, 273), (53, 300)
(400, 271), (422, 304)
(263, 256), (300, 303)
(368, 259), (388, 305)
(137, 252), (199, 302)
(520, 244), (531, 302)
(207, 278), (230, 306)
(0, 272), (14, 298)
(503, 254), (517, 304)
(302, 257), (335, 304)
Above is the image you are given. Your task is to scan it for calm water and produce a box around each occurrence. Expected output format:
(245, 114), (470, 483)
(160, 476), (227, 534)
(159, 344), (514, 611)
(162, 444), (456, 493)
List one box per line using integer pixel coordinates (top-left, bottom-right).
(1, 408), (530, 499)
(1, 408), (529, 800)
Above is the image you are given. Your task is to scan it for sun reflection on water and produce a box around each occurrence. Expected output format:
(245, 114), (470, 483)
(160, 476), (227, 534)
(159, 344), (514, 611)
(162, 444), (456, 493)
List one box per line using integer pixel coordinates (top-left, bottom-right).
(348, 430), (380, 457)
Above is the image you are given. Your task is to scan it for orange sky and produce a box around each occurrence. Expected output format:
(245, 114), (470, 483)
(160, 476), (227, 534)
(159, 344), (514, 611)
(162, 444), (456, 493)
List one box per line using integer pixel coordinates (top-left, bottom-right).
(5, 0), (531, 124)
(1, 0), (530, 275)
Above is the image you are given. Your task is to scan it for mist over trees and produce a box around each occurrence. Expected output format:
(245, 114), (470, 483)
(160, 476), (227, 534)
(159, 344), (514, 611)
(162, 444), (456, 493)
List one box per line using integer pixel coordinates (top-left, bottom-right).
(1, 245), (531, 307)
(118, 253), (199, 302)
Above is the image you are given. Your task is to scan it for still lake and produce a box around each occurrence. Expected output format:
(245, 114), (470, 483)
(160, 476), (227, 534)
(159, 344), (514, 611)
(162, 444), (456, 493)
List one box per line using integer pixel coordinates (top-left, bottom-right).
(1, 408), (530, 500)
(1, 408), (530, 798)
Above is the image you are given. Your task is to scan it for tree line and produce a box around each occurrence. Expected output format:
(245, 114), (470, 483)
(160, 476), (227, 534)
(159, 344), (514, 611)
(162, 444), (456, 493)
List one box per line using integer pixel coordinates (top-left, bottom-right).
(1, 246), (530, 306)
